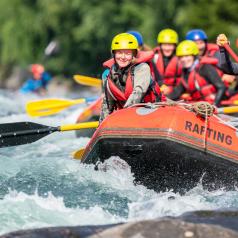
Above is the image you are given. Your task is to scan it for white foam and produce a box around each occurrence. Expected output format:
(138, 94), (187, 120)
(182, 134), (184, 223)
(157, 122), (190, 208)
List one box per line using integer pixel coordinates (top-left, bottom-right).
(1, 91), (238, 236)
(0, 191), (123, 235)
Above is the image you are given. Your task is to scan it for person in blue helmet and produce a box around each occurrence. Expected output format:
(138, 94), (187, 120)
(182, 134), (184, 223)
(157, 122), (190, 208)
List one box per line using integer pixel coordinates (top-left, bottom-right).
(127, 30), (151, 51)
(186, 29), (236, 87)
(186, 29), (219, 58)
(20, 64), (52, 95)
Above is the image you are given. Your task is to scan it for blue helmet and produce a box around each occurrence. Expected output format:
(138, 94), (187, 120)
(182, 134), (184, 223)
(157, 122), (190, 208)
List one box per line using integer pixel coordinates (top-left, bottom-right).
(127, 30), (144, 46)
(185, 29), (208, 41)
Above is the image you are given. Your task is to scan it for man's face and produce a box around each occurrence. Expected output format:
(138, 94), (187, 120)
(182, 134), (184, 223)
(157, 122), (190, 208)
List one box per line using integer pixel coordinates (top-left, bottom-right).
(195, 40), (206, 56)
(160, 43), (176, 57)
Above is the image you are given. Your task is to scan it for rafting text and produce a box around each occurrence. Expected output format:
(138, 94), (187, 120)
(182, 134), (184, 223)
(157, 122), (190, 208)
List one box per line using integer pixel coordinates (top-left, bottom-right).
(185, 121), (232, 145)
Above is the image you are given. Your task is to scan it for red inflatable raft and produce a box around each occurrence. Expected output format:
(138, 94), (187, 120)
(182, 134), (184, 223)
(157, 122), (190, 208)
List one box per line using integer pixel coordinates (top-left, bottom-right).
(79, 102), (238, 193)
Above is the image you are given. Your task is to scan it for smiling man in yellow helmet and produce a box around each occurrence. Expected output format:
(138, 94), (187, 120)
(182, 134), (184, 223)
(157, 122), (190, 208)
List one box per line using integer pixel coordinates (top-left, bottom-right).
(167, 40), (226, 106)
(99, 33), (164, 122)
(153, 28), (182, 96)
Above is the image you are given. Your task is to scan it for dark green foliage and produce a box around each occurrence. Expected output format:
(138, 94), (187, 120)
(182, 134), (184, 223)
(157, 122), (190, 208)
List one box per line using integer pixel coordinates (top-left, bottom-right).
(0, 0), (237, 79)
(176, 0), (238, 44)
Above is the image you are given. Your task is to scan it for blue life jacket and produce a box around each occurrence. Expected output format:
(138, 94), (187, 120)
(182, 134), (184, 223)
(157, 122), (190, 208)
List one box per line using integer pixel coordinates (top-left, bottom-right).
(20, 72), (52, 93)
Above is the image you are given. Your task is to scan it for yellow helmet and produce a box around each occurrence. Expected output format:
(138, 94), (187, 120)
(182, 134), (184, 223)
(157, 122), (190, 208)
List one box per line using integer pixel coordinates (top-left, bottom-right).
(176, 40), (199, 57)
(111, 33), (139, 51)
(157, 29), (178, 44)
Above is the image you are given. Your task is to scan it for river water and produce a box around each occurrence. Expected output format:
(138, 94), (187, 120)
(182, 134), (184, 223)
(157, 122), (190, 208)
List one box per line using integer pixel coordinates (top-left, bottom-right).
(0, 90), (238, 235)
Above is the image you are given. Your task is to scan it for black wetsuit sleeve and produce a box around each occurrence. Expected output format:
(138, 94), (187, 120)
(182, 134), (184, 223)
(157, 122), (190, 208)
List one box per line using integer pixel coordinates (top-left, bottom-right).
(218, 47), (238, 75)
(167, 82), (185, 100)
(199, 64), (226, 106)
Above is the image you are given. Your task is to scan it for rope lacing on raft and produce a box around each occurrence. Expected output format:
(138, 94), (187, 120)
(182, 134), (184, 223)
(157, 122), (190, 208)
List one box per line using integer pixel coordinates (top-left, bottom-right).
(130, 100), (216, 152)
(190, 101), (215, 151)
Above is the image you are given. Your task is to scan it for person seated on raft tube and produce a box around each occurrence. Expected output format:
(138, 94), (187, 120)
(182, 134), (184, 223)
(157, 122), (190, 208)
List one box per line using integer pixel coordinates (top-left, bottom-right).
(99, 33), (165, 123)
(186, 29), (219, 58)
(186, 29), (235, 87)
(153, 28), (182, 96)
(167, 40), (226, 107)
(19, 64), (52, 95)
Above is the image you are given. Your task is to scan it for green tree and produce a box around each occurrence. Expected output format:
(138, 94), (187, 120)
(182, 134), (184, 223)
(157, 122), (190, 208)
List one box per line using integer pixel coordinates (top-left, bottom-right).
(1, 0), (237, 81)
(176, 0), (238, 44)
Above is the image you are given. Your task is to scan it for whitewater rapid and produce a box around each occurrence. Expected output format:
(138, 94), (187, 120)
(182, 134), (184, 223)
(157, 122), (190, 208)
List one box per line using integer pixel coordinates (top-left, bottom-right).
(0, 90), (238, 235)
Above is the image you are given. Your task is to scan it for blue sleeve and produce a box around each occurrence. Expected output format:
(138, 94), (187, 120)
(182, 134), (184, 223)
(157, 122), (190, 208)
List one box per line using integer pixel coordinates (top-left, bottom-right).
(41, 72), (52, 88)
(19, 78), (41, 93)
(102, 69), (110, 86)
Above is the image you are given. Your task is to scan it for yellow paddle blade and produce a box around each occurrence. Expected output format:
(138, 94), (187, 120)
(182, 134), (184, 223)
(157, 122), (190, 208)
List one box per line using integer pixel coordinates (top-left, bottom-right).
(26, 98), (86, 117)
(73, 75), (101, 87)
(72, 148), (85, 160)
(217, 106), (238, 114)
(60, 121), (99, 131)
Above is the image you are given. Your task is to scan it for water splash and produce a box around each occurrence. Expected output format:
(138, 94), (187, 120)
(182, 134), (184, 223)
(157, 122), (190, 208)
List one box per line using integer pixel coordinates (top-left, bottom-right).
(0, 91), (238, 235)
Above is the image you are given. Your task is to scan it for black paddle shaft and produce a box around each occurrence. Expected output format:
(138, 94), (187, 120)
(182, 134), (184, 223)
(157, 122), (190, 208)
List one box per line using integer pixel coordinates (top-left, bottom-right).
(0, 122), (59, 148)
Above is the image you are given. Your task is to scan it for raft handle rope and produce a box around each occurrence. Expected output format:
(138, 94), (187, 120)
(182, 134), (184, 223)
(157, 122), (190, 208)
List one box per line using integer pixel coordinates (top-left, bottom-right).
(130, 100), (215, 117)
(130, 100), (215, 151)
(190, 102), (215, 151)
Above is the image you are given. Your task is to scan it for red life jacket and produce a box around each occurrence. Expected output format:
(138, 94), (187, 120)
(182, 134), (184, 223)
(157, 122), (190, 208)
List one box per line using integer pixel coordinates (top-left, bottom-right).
(180, 57), (219, 103)
(205, 43), (219, 57)
(201, 43), (224, 79)
(153, 47), (182, 86)
(103, 51), (164, 109)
